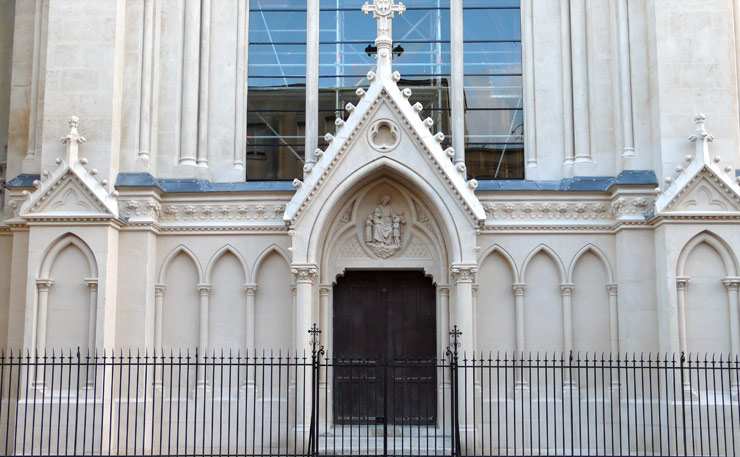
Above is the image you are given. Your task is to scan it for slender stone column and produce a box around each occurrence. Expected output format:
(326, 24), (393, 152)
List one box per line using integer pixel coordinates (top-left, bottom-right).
(180, 0), (201, 166)
(451, 264), (476, 444)
(724, 277), (740, 393)
(234, 0), (249, 168)
(570, 0), (591, 165)
(561, 283), (575, 354)
(84, 279), (98, 386)
(723, 277), (740, 355)
(197, 0), (212, 168)
(34, 279), (53, 387)
(197, 283), (212, 386)
(154, 284), (166, 350)
(450, 0), (466, 170)
(606, 284), (619, 356)
(676, 277), (690, 355)
(305, 0), (320, 166)
(560, 0), (574, 172)
(512, 283), (526, 355)
(438, 286), (451, 425)
(616, 0), (635, 163)
(319, 285), (331, 359)
(451, 265), (476, 354)
(244, 284), (257, 388)
(244, 284), (257, 350)
(291, 265), (318, 445)
(561, 283), (576, 388)
(522, 0), (537, 168)
(153, 284), (166, 387)
(84, 279), (98, 351)
(35, 279), (54, 352)
(138, 0), (157, 163)
(318, 284), (332, 429)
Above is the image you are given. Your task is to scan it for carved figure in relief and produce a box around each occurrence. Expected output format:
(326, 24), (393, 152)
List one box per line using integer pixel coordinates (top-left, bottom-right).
(365, 195), (405, 258)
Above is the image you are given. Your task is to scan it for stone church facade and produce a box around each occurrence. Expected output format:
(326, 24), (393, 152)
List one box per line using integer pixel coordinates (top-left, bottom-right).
(0, 0), (739, 372)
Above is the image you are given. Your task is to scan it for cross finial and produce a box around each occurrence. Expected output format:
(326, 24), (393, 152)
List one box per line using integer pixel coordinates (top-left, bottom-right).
(362, 0), (405, 75)
(60, 115), (86, 163)
(688, 112), (714, 164)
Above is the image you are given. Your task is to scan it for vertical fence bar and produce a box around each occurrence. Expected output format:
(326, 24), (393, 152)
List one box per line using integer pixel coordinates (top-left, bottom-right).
(1, 341), (740, 456)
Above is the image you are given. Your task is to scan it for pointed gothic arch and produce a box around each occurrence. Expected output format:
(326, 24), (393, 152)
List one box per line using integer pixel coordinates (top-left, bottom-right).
(158, 245), (203, 284)
(38, 233), (98, 279)
(251, 244), (291, 284)
(567, 244), (614, 284)
(301, 158), (472, 268)
(520, 244), (566, 284)
(205, 245), (250, 285)
(478, 244), (519, 280)
(677, 231), (738, 277)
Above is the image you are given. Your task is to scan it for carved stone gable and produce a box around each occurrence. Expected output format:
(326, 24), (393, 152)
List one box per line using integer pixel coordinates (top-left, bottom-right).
(660, 169), (740, 214)
(18, 116), (119, 220)
(655, 114), (740, 216)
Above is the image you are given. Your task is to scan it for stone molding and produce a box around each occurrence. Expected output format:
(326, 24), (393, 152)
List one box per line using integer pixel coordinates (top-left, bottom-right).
(243, 283), (258, 295)
(450, 264), (477, 283)
(512, 283), (526, 295)
(84, 279), (98, 291)
(723, 277), (740, 291)
(676, 277), (690, 291)
(36, 279), (54, 291)
(291, 265), (319, 283)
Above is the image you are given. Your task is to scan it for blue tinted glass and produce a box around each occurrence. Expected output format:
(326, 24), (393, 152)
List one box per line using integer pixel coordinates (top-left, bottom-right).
(463, 1), (523, 178)
(247, 0), (307, 179)
(463, 8), (520, 41)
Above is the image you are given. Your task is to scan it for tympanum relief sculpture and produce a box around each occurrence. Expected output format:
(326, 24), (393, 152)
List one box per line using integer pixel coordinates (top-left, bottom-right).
(365, 195), (406, 258)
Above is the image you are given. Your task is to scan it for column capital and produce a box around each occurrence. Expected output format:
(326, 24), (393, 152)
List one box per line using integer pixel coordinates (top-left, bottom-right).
(197, 283), (212, 296)
(155, 283), (167, 296)
(723, 277), (740, 291)
(676, 276), (690, 291)
(319, 284), (332, 296)
(512, 282), (526, 295)
(606, 283), (618, 295)
(291, 264), (318, 283)
(438, 284), (451, 296)
(84, 278), (98, 291)
(36, 279), (54, 291)
(243, 283), (258, 294)
(450, 264), (477, 283)
(560, 283), (575, 296)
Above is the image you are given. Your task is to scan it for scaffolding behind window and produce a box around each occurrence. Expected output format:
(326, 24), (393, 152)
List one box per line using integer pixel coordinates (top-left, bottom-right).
(318, 0), (452, 153)
(463, 0), (523, 179)
(246, 0), (307, 180)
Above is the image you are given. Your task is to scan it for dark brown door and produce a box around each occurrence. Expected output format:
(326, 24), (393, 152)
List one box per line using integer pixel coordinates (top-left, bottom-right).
(333, 270), (436, 425)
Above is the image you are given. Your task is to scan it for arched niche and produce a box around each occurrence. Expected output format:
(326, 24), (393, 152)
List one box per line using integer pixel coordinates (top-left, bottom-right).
(36, 234), (98, 352)
(319, 176), (450, 285)
(676, 232), (737, 355)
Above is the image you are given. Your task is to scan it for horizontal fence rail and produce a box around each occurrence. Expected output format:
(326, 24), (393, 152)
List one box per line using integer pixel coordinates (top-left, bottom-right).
(0, 327), (738, 456)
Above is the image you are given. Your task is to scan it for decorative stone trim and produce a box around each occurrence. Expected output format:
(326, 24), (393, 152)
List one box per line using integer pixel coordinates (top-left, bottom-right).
(450, 264), (477, 283)
(36, 279), (54, 291)
(676, 277), (690, 291)
(84, 279), (98, 291)
(197, 284), (212, 296)
(291, 265), (318, 283)
(560, 283), (575, 296)
(244, 283), (258, 295)
(723, 277), (740, 291)
(512, 283), (526, 295)
(154, 284), (166, 296)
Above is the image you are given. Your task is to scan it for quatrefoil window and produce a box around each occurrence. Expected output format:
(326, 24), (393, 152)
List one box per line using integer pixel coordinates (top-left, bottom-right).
(368, 119), (400, 152)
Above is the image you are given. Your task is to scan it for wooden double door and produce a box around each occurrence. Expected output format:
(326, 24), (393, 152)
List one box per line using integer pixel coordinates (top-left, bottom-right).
(332, 270), (437, 425)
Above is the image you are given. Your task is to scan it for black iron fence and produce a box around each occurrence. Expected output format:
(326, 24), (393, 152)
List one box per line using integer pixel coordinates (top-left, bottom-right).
(0, 326), (738, 456)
